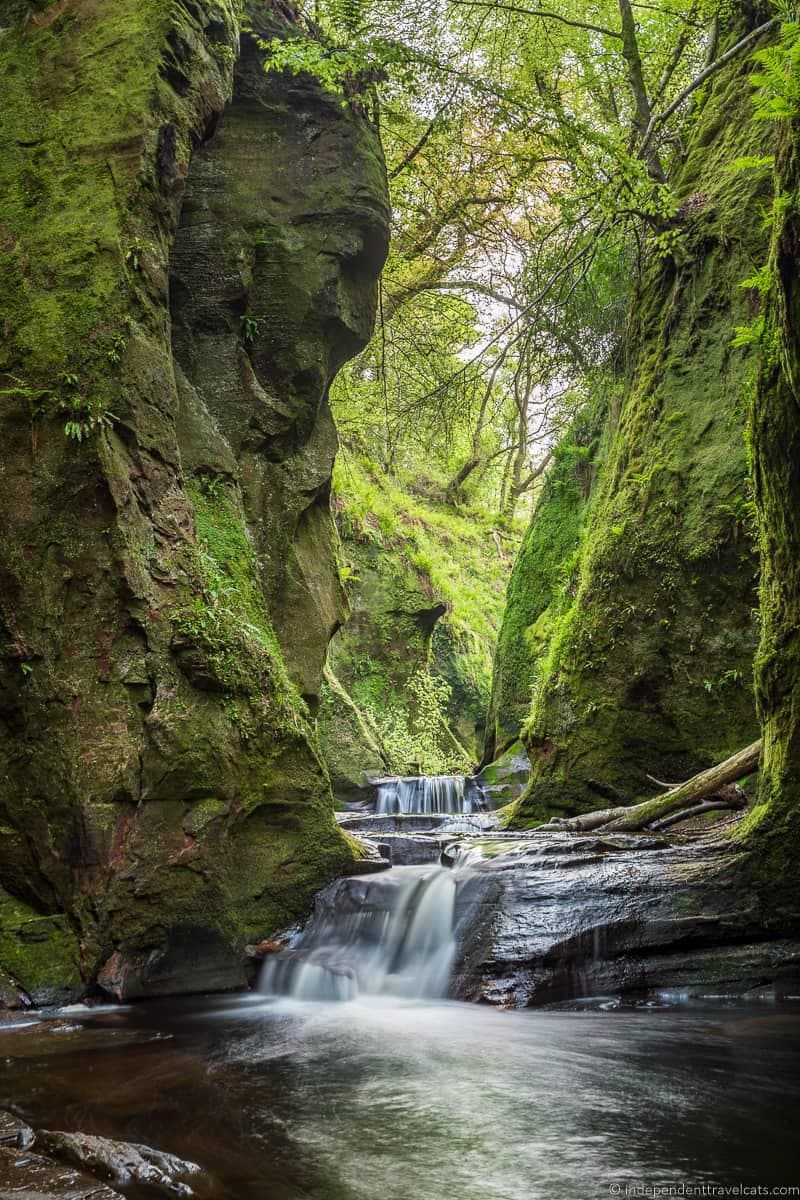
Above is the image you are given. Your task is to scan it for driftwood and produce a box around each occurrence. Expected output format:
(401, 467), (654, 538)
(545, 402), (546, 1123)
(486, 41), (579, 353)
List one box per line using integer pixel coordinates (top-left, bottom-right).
(548, 740), (761, 834)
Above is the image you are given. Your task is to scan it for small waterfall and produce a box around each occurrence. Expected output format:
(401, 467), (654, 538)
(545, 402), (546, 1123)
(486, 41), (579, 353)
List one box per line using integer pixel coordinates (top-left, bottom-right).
(375, 775), (483, 815)
(259, 865), (467, 1003)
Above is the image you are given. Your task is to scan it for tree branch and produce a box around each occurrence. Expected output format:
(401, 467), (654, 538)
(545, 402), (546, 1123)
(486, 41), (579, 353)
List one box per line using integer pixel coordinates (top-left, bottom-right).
(641, 18), (779, 152)
(619, 0), (665, 181)
(447, 0), (622, 40)
(515, 446), (556, 494)
(549, 741), (761, 834)
(415, 279), (526, 309)
(388, 95), (455, 180)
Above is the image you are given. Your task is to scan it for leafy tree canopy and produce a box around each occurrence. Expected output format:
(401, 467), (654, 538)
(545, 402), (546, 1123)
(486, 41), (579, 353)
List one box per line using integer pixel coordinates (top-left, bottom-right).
(259, 0), (791, 519)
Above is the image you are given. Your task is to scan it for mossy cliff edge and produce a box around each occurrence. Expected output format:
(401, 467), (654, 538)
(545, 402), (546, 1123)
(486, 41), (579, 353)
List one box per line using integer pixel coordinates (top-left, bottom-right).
(0, 0), (389, 1002)
(492, 14), (769, 825)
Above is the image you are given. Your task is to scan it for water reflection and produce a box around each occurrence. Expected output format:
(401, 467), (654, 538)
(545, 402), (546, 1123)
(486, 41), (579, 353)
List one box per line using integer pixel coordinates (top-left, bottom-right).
(1, 998), (798, 1200)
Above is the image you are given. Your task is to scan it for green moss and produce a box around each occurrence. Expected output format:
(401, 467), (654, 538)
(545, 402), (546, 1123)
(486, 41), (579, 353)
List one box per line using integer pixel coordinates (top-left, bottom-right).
(496, 38), (769, 825)
(0, 888), (81, 1001)
(0, 0), (238, 436)
(319, 452), (521, 779)
(176, 479), (300, 719)
(734, 105), (800, 915)
(487, 401), (605, 758)
(0, 0), (383, 1002)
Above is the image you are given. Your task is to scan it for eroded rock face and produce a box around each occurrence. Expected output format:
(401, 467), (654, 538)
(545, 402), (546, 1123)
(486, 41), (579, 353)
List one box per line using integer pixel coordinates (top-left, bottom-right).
(170, 33), (389, 705)
(0, 1), (389, 1002)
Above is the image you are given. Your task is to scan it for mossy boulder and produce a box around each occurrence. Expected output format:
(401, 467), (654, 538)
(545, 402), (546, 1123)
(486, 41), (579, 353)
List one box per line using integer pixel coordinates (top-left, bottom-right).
(0, 2), (389, 999)
(0, 887), (82, 1006)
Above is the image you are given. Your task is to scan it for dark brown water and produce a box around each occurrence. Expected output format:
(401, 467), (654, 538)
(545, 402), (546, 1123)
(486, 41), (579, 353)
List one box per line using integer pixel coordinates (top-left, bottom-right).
(2, 996), (799, 1200)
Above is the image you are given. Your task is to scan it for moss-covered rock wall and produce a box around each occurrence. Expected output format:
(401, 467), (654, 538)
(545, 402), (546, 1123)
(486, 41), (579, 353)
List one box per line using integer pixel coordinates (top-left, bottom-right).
(484, 398), (604, 764)
(741, 98), (800, 912)
(492, 20), (770, 825)
(0, 0), (389, 1002)
(317, 456), (517, 797)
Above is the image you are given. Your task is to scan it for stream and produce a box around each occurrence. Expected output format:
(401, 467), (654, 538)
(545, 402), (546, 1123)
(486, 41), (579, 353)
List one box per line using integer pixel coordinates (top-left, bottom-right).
(2, 775), (799, 1200)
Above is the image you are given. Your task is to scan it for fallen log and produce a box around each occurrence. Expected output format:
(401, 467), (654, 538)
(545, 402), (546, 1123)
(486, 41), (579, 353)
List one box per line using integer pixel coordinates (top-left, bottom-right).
(548, 740), (761, 834)
(650, 786), (747, 831)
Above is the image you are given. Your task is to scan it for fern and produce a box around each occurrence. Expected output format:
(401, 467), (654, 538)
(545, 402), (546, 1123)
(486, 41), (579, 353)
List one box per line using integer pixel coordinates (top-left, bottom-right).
(750, 21), (800, 123)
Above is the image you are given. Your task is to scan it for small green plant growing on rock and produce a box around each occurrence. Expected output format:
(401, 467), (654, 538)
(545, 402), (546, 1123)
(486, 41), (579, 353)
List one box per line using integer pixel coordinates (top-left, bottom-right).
(0, 374), (114, 443)
(124, 239), (156, 272)
(61, 400), (115, 442)
(212, 42), (235, 66)
(241, 314), (262, 343)
(106, 332), (127, 365)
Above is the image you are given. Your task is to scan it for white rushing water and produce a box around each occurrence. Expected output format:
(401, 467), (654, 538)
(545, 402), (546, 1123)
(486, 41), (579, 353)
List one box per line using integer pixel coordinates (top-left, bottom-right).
(375, 775), (483, 815)
(259, 865), (467, 1003)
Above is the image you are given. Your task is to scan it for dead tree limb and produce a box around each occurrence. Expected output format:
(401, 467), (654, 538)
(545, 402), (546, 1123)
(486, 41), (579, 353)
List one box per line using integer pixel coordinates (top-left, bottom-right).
(646, 773), (683, 790)
(548, 740), (761, 834)
(650, 787), (747, 830)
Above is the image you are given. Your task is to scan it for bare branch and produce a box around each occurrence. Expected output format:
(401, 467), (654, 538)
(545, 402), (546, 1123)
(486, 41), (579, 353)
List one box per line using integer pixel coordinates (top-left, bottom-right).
(388, 94), (456, 180)
(421, 279), (526, 309)
(630, 2), (704, 27)
(447, 0), (622, 40)
(641, 18), (779, 151)
(646, 772), (684, 789)
(651, 2), (697, 106)
(516, 446), (556, 494)
(619, 0), (665, 180)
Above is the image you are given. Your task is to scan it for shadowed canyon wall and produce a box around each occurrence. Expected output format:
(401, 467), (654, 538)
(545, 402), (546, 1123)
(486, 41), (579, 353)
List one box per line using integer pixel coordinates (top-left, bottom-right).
(489, 14), (769, 824)
(743, 98), (800, 912)
(0, 0), (389, 1003)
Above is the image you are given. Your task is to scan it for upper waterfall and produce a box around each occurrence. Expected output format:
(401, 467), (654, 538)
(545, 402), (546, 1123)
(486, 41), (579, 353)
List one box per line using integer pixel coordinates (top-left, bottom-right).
(375, 775), (484, 815)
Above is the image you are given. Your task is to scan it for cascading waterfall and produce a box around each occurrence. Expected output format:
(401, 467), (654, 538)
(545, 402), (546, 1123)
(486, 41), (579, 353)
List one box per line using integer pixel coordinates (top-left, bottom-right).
(259, 864), (468, 1003)
(260, 773), (487, 1004)
(375, 775), (483, 815)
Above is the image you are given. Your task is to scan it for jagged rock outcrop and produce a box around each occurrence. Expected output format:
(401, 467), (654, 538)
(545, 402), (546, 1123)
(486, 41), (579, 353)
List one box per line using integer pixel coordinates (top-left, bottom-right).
(0, 0), (389, 1002)
(489, 21), (769, 823)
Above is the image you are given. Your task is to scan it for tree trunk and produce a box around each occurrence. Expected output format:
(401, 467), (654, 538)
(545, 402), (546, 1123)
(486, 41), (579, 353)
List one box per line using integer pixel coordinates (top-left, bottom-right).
(618, 0), (665, 181)
(549, 740), (761, 833)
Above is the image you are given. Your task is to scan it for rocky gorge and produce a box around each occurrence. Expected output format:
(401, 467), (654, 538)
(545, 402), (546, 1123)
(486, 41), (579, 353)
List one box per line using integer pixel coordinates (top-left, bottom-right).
(1, 1), (800, 1196)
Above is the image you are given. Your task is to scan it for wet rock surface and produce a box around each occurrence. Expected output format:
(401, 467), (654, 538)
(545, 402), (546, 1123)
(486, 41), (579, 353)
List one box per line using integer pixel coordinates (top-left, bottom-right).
(0, 1110), (34, 1150)
(0, 1107), (205, 1200)
(456, 830), (800, 1006)
(38, 1131), (202, 1199)
(336, 812), (489, 834)
(475, 742), (531, 808)
(0, 1142), (125, 1200)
